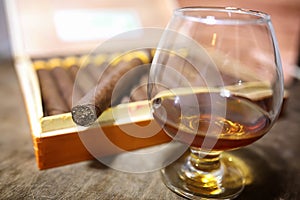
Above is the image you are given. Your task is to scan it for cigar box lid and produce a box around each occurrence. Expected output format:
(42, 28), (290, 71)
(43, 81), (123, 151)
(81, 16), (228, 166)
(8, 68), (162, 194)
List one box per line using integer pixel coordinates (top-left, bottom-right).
(5, 0), (178, 58)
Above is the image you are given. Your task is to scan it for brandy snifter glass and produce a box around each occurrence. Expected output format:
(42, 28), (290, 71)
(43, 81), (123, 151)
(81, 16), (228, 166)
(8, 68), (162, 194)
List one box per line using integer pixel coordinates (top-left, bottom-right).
(148, 7), (284, 199)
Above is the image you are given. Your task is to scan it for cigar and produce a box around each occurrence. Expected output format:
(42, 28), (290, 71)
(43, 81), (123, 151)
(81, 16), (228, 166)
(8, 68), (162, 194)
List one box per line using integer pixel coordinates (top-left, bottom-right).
(71, 50), (151, 126)
(65, 55), (98, 97)
(68, 64), (79, 80)
(62, 56), (80, 81)
(61, 56), (88, 102)
(130, 74), (148, 101)
(48, 58), (81, 109)
(84, 54), (108, 81)
(34, 60), (69, 116)
(110, 58), (151, 106)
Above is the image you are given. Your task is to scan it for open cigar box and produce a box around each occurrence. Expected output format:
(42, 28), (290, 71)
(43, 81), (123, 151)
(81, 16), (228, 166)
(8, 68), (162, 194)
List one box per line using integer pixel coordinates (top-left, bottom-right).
(6, 0), (289, 170)
(5, 0), (178, 169)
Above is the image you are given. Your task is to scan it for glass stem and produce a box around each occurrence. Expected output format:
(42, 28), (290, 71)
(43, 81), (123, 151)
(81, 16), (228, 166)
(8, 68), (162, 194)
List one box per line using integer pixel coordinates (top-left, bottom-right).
(189, 147), (222, 172)
(179, 148), (225, 193)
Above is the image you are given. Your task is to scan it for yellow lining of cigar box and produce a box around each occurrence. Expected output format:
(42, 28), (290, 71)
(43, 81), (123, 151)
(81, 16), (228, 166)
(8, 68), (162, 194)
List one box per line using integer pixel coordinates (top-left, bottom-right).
(40, 100), (153, 136)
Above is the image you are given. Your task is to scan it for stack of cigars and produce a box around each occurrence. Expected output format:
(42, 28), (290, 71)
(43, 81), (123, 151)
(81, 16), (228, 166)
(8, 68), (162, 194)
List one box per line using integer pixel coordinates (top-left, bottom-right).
(34, 49), (151, 126)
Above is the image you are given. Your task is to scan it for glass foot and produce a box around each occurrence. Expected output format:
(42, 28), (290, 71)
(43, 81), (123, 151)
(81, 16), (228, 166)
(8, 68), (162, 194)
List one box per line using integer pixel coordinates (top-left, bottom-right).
(161, 152), (245, 199)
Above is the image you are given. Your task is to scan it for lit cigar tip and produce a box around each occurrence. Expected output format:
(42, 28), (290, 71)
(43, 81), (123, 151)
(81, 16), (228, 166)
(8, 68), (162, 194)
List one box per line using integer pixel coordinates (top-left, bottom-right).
(71, 104), (100, 127)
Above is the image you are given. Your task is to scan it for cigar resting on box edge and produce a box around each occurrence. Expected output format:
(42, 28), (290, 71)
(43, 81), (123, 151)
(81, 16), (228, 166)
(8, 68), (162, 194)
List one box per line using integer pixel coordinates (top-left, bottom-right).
(71, 50), (151, 127)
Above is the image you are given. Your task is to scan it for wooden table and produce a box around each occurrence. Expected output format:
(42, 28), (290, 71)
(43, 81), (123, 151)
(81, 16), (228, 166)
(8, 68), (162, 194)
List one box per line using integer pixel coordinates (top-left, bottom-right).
(0, 60), (299, 199)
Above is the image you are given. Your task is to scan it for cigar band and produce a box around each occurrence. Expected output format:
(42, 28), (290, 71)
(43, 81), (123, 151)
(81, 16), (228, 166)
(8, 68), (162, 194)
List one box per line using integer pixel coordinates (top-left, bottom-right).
(123, 51), (150, 64)
(33, 60), (47, 70)
(150, 49), (156, 58)
(79, 55), (91, 68)
(136, 51), (150, 64)
(110, 54), (123, 66)
(62, 56), (78, 68)
(93, 54), (107, 66)
(47, 58), (62, 69)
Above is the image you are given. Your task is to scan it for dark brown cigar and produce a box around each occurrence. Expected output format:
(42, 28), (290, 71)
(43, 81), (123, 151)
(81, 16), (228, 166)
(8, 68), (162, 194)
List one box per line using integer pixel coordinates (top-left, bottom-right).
(62, 56), (92, 101)
(64, 56), (98, 100)
(130, 74), (148, 102)
(34, 60), (69, 116)
(62, 56), (80, 81)
(71, 50), (151, 126)
(48, 58), (82, 109)
(84, 54), (108, 81)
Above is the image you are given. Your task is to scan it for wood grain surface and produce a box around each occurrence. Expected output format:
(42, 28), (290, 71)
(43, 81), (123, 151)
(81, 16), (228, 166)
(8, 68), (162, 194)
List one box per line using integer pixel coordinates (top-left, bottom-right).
(0, 59), (299, 200)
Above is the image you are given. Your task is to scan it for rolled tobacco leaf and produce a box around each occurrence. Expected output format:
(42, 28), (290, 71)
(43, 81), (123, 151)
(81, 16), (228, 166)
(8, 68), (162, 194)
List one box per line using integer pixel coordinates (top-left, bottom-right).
(34, 60), (70, 116)
(71, 50), (151, 127)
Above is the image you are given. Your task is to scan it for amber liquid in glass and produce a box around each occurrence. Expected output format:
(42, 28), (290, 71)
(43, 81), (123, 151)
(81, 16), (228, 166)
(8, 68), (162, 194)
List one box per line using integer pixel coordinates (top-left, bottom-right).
(152, 90), (272, 151)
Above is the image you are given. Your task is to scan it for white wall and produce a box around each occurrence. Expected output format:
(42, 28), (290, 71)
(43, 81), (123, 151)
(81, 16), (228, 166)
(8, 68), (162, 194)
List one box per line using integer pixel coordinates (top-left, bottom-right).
(0, 0), (12, 65)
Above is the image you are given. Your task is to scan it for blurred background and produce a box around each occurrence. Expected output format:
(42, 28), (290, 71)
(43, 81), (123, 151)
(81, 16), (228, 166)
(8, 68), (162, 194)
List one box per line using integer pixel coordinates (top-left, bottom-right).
(177, 0), (300, 86)
(0, 0), (299, 84)
(0, 0), (11, 65)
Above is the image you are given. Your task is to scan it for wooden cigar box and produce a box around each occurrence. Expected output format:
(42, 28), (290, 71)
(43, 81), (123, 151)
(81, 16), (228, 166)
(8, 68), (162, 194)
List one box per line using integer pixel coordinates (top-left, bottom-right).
(4, 0), (177, 169)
